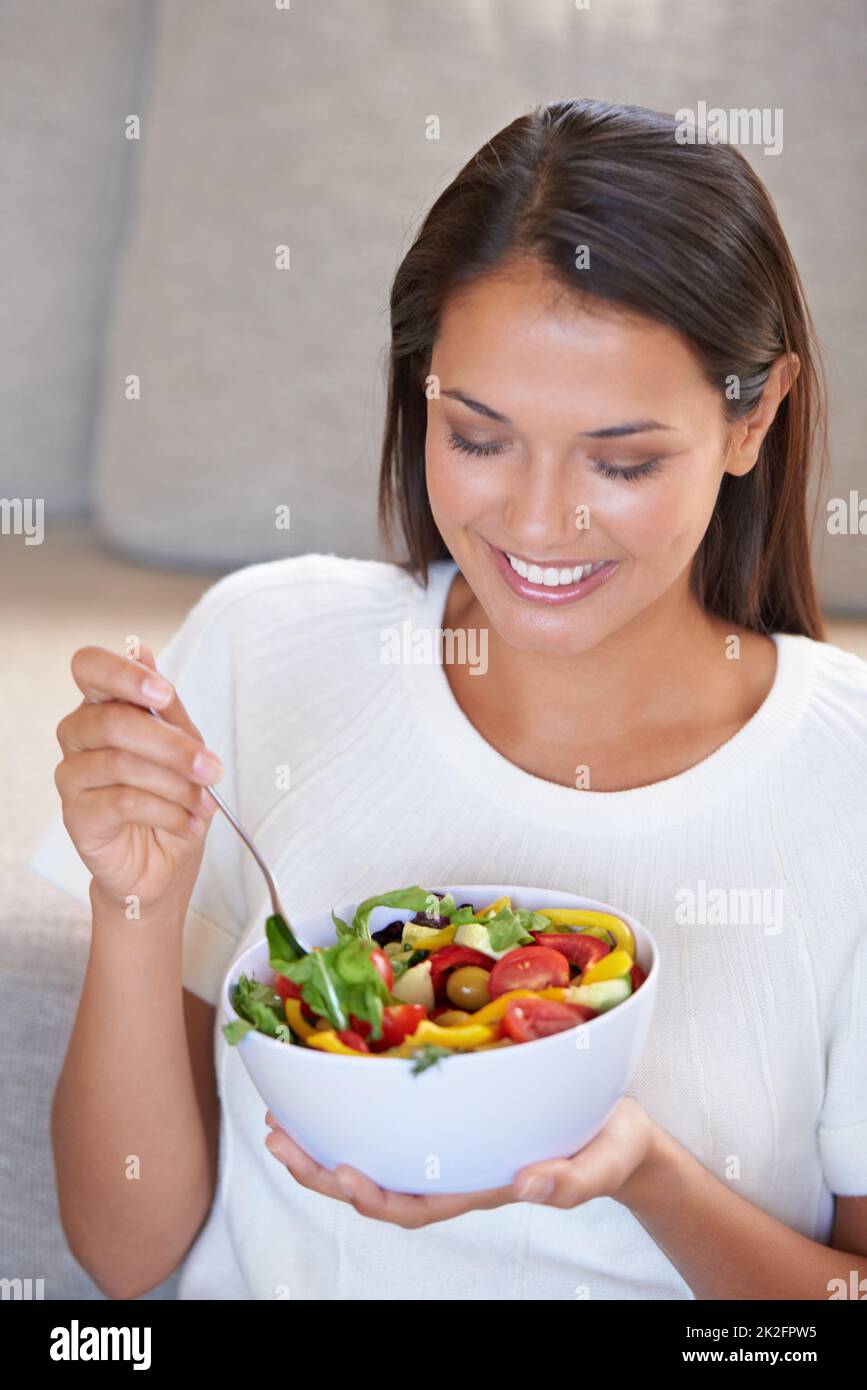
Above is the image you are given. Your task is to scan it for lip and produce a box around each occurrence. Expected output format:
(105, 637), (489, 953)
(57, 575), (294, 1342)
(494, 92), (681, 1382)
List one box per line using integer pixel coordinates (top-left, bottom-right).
(485, 540), (620, 605)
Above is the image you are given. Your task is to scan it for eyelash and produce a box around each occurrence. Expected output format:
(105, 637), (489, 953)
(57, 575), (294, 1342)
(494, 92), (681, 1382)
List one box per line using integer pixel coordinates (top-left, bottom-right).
(446, 430), (664, 481)
(590, 457), (664, 483)
(446, 429), (506, 459)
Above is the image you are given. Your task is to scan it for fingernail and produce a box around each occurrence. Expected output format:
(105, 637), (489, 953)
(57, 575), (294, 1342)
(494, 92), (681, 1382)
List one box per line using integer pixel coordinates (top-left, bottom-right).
(338, 1177), (355, 1202)
(142, 677), (172, 707)
(188, 815), (205, 837)
(264, 1111), (275, 1129)
(517, 1175), (554, 1203)
(199, 788), (218, 814)
(193, 751), (223, 783)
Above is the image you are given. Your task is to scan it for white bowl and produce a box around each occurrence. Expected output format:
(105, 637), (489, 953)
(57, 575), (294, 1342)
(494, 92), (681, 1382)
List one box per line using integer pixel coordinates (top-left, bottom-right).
(220, 885), (660, 1194)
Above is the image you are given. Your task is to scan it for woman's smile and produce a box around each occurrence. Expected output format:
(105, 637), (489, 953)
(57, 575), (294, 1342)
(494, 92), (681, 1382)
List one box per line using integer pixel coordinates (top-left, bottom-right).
(485, 539), (621, 605)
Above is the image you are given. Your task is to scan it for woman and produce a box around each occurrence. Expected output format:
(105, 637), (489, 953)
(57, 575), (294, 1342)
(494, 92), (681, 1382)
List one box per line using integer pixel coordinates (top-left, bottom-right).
(46, 99), (867, 1299)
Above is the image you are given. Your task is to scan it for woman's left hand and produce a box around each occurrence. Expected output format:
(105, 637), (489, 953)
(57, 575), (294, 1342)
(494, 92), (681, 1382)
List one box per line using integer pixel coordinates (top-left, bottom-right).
(264, 1096), (662, 1227)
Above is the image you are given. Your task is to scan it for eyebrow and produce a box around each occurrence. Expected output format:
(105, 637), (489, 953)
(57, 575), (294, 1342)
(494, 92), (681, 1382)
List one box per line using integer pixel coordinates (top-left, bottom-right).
(440, 390), (677, 437)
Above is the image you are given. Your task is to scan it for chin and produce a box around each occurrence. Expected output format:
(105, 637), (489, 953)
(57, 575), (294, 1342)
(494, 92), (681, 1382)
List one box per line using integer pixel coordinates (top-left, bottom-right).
(475, 582), (621, 659)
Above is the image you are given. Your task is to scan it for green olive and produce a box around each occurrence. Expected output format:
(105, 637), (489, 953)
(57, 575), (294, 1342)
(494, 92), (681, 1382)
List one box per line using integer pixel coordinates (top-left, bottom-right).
(446, 965), (491, 1011)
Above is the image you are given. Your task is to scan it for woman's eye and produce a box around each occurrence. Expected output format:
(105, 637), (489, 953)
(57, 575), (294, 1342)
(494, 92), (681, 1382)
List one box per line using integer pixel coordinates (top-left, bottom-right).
(446, 429), (509, 458)
(591, 457), (664, 483)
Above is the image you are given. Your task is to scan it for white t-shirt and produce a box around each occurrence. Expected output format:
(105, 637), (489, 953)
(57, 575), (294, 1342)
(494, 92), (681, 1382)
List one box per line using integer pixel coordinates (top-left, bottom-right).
(30, 553), (867, 1300)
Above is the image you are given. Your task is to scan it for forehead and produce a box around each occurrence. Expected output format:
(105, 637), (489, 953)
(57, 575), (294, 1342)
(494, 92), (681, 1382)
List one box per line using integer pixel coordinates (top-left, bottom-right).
(432, 259), (710, 424)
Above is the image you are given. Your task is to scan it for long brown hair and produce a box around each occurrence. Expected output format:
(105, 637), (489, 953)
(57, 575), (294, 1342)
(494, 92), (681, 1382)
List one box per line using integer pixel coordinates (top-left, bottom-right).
(379, 98), (827, 638)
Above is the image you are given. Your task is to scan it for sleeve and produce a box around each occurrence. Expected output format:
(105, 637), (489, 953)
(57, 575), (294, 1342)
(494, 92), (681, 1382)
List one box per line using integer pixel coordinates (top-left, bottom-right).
(817, 926), (867, 1195)
(27, 574), (249, 1007)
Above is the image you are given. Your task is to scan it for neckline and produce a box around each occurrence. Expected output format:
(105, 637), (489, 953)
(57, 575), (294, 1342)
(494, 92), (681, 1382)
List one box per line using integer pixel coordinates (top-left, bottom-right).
(399, 558), (819, 831)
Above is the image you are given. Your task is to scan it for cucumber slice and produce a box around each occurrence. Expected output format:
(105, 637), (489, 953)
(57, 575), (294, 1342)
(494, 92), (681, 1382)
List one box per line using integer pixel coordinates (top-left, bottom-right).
(567, 977), (632, 1012)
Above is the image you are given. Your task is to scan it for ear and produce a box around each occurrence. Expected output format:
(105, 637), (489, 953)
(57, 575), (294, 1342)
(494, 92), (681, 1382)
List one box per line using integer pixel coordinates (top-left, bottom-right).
(724, 352), (800, 478)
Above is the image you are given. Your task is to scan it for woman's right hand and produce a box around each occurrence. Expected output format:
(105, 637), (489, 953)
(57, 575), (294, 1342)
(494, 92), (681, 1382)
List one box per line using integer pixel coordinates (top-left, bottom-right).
(54, 642), (224, 914)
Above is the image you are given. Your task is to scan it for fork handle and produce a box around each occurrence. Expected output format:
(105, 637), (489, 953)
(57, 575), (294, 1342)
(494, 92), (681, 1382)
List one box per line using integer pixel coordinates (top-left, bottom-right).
(146, 706), (308, 958)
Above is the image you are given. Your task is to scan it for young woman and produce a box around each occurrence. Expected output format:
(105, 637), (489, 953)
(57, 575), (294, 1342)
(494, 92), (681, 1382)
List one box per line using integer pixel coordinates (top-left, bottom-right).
(46, 99), (866, 1300)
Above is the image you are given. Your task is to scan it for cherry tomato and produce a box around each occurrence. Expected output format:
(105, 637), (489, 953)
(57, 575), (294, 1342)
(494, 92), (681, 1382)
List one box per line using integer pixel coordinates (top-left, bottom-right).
(348, 1014), (373, 1039)
(370, 947), (394, 991)
(500, 996), (594, 1043)
(381, 1003), (427, 1045)
(487, 946), (570, 999)
(529, 932), (610, 971)
(337, 1030), (370, 1052)
(274, 974), (301, 1000)
(630, 961), (646, 992)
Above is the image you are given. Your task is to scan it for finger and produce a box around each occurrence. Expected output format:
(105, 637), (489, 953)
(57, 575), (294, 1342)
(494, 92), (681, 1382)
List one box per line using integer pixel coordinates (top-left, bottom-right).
(264, 1127), (353, 1204)
(126, 641), (205, 740)
(333, 1165), (514, 1227)
(68, 785), (207, 841)
(55, 748), (218, 820)
(513, 1125), (632, 1209)
(59, 701), (223, 786)
(69, 645), (202, 741)
(513, 1158), (580, 1207)
(71, 645), (170, 709)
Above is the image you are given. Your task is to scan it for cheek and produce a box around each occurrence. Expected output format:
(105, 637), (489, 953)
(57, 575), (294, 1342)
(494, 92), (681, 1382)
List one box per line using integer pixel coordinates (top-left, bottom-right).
(426, 440), (499, 525)
(593, 467), (718, 566)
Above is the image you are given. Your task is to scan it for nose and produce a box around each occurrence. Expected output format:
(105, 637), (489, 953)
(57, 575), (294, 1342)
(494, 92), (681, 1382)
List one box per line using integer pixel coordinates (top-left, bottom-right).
(501, 453), (581, 552)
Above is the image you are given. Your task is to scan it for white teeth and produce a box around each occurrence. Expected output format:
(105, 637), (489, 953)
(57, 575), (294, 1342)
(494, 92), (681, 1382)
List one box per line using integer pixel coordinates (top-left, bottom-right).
(506, 554), (609, 586)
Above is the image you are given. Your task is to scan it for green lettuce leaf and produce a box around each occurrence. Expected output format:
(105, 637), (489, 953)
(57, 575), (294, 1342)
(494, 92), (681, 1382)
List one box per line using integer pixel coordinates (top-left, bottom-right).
(281, 935), (393, 1040)
(350, 887), (439, 938)
(223, 973), (287, 1046)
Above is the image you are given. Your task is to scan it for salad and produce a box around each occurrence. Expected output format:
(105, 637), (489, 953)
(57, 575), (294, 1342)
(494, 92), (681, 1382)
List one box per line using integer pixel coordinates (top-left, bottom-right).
(224, 889), (645, 1072)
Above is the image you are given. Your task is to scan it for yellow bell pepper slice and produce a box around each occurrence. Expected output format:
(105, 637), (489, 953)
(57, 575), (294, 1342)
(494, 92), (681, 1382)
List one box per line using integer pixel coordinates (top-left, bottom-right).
(474, 895), (511, 920)
(305, 1029), (370, 1057)
(580, 948), (634, 984)
(404, 922), (457, 953)
(532, 908), (635, 958)
(284, 997), (315, 1040)
(470, 986), (567, 1027)
(407, 1019), (495, 1050)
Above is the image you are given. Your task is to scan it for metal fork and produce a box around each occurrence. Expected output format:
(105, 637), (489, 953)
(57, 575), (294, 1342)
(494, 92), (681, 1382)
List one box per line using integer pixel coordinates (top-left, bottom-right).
(147, 706), (309, 957)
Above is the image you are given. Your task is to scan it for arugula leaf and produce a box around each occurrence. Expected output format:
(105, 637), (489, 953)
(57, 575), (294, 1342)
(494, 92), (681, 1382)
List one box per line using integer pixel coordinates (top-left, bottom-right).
(223, 973), (286, 1045)
(266, 913), (303, 974)
(350, 887), (434, 939)
(281, 935), (392, 1040)
(223, 1018), (255, 1044)
(331, 908), (352, 940)
(409, 1044), (451, 1075)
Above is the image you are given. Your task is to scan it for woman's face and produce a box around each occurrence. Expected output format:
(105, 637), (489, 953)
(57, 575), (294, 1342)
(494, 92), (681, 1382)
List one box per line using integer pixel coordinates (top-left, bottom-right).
(425, 258), (736, 657)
